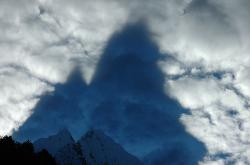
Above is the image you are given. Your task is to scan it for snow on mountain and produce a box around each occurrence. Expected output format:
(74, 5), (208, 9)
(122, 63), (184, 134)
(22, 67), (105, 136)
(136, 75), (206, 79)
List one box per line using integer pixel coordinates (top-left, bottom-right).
(34, 129), (143, 165)
(79, 129), (143, 165)
(33, 128), (75, 155)
(34, 129), (142, 165)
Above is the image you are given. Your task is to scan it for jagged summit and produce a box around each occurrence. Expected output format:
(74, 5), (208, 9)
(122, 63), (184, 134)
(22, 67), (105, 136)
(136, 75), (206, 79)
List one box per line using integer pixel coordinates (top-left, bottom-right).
(34, 128), (75, 155)
(34, 129), (143, 165)
(79, 129), (143, 165)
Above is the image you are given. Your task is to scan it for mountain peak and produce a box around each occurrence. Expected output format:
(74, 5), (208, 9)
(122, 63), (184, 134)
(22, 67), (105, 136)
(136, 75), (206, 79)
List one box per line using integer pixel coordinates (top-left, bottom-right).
(57, 128), (72, 138)
(34, 129), (75, 155)
(79, 129), (143, 165)
(34, 129), (142, 165)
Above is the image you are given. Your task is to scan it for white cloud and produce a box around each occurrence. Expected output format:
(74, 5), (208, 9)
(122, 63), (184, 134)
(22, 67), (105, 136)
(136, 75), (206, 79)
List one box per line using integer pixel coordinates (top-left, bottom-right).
(166, 77), (246, 111)
(150, 0), (250, 71)
(0, 67), (53, 135)
(235, 67), (250, 99)
(165, 75), (250, 164)
(158, 59), (185, 76)
(0, 0), (129, 135)
(148, 1), (250, 163)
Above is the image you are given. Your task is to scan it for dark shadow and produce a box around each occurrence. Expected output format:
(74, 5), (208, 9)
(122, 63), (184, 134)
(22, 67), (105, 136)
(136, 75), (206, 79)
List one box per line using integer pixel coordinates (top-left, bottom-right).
(13, 68), (87, 141)
(88, 22), (206, 165)
(14, 22), (206, 164)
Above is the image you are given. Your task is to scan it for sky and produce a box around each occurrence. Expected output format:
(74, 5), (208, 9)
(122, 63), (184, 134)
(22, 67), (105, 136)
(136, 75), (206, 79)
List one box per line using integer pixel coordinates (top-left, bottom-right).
(0, 0), (250, 164)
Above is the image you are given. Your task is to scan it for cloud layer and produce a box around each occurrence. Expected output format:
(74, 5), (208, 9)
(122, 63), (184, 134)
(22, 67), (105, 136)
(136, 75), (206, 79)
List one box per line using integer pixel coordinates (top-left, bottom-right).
(1, 0), (250, 164)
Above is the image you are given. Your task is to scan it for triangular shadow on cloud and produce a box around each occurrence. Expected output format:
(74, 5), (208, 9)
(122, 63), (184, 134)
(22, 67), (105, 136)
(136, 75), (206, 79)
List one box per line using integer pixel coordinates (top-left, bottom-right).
(88, 22), (207, 165)
(13, 67), (88, 141)
(14, 22), (206, 165)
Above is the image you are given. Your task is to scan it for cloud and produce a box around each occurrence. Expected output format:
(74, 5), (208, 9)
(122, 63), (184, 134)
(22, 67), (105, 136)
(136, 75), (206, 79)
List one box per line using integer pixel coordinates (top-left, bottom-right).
(150, 0), (250, 71)
(0, 0), (250, 164)
(151, 1), (250, 163)
(235, 67), (250, 99)
(145, 1), (250, 163)
(166, 77), (246, 110)
(0, 0), (129, 135)
(165, 70), (250, 164)
(158, 58), (185, 76)
(0, 66), (53, 135)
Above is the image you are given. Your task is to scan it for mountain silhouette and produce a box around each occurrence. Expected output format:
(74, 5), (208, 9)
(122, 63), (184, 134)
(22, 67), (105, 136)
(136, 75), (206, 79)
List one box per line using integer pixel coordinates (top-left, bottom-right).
(14, 22), (206, 165)
(0, 136), (57, 165)
(33, 129), (143, 165)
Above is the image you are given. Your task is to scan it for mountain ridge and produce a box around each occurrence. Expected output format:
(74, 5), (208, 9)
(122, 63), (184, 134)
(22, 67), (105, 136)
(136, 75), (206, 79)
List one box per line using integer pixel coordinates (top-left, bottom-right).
(34, 129), (143, 165)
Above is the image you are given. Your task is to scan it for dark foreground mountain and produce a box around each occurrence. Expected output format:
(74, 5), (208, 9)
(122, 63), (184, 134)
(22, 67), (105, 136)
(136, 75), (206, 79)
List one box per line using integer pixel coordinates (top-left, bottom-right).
(0, 136), (57, 165)
(34, 129), (143, 165)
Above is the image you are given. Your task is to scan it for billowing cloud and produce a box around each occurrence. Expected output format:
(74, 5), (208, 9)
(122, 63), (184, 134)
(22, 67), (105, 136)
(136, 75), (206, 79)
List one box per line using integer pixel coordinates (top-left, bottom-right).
(1, 0), (250, 164)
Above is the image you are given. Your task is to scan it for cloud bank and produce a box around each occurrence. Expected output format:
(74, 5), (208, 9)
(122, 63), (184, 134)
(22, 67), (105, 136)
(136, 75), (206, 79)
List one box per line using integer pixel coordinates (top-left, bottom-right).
(1, 0), (250, 164)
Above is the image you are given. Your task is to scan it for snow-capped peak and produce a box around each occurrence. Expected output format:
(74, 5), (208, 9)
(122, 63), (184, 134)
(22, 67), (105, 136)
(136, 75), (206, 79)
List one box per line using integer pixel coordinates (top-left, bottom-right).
(33, 129), (143, 165)
(79, 129), (143, 165)
(34, 128), (75, 155)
